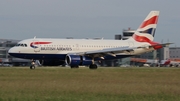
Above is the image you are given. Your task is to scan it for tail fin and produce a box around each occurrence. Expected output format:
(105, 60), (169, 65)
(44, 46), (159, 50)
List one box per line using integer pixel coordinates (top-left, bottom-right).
(132, 11), (159, 42)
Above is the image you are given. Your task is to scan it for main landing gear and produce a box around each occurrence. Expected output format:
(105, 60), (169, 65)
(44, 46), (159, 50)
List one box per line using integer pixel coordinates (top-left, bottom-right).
(30, 65), (35, 69)
(70, 64), (97, 69)
(69, 57), (98, 69)
(89, 64), (97, 69)
(89, 59), (98, 69)
(70, 65), (79, 69)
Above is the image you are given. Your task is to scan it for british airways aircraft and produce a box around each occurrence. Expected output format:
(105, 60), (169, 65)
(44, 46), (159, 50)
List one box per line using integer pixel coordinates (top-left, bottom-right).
(8, 11), (170, 69)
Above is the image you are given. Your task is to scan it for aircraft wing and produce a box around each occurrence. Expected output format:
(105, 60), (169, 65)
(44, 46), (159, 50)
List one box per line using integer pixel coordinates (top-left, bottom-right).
(68, 43), (173, 58)
(69, 46), (138, 57)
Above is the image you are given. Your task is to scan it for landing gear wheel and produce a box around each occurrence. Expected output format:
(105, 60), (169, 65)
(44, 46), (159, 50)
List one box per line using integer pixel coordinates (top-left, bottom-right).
(30, 66), (32, 69)
(30, 65), (35, 69)
(89, 64), (98, 69)
(70, 65), (79, 69)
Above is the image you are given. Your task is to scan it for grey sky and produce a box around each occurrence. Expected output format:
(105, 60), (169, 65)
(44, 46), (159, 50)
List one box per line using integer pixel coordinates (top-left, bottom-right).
(0, 0), (179, 46)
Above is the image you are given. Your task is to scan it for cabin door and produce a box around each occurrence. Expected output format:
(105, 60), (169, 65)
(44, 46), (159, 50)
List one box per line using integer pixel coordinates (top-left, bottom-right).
(33, 40), (41, 52)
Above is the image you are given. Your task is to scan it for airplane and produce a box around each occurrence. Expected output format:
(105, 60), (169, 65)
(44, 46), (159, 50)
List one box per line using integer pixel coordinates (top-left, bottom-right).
(160, 59), (180, 67)
(131, 58), (168, 67)
(8, 11), (171, 69)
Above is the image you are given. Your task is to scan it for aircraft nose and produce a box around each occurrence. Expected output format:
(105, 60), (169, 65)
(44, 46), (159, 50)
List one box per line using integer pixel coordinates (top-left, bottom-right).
(8, 47), (17, 56)
(8, 48), (12, 54)
(8, 48), (14, 55)
(8, 47), (21, 58)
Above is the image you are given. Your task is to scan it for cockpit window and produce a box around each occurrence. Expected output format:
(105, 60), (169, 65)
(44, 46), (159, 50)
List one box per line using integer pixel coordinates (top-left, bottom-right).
(15, 43), (28, 47)
(24, 44), (27, 47)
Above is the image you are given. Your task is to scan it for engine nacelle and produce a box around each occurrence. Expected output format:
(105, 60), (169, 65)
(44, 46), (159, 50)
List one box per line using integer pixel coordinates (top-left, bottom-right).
(65, 55), (92, 66)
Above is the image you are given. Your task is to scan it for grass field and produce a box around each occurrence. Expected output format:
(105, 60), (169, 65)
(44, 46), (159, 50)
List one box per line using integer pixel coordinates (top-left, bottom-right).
(0, 67), (180, 101)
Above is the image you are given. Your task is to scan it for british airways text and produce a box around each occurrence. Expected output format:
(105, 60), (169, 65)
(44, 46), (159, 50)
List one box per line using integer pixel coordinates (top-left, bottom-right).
(41, 47), (72, 51)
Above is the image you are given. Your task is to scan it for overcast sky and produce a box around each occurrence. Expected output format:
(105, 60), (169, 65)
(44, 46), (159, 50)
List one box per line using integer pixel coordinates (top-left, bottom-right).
(0, 0), (179, 46)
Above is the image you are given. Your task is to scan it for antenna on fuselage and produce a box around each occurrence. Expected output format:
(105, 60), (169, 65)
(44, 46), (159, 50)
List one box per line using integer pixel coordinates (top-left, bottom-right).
(34, 36), (36, 39)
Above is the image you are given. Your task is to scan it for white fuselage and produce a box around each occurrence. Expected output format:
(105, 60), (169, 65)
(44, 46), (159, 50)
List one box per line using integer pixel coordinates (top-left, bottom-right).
(8, 38), (154, 60)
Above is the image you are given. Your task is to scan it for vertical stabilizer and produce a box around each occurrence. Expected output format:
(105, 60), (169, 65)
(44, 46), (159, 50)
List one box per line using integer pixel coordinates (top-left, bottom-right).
(132, 11), (159, 42)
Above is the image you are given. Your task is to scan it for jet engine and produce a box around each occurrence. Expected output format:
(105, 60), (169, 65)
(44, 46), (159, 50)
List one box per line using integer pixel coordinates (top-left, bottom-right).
(65, 55), (92, 66)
